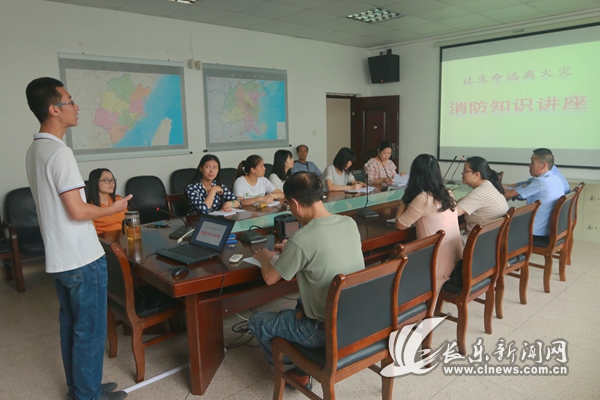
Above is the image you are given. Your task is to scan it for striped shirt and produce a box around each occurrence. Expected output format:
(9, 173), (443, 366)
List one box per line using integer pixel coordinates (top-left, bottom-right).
(458, 180), (509, 244)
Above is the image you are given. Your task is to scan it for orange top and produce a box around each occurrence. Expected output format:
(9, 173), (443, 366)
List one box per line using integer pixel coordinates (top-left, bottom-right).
(93, 196), (127, 234)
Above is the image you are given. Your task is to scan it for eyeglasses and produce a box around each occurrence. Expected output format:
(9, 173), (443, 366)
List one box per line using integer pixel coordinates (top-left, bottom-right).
(43, 100), (75, 112)
(99, 178), (117, 184)
(462, 170), (475, 175)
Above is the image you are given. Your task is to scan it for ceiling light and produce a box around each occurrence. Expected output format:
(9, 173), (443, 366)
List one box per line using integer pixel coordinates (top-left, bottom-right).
(347, 8), (403, 24)
(168, 0), (197, 4)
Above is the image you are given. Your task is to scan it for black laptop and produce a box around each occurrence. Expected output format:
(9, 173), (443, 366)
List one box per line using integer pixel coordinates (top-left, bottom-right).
(156, 215), (236, 265)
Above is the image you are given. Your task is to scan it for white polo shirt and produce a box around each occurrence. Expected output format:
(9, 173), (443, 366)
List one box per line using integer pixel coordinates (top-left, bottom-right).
(26, 133), (103, 273)
(233, 176), (277, 199)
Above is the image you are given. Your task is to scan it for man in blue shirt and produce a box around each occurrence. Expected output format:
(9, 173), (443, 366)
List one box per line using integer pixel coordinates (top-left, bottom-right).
(506, 148), (570, 194)
(504, 150), (564, 236)
(290, 144), (322, 176)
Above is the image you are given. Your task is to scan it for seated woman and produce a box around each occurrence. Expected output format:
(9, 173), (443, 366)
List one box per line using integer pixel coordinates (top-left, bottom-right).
(87, 168), (127, 234)
(320, 147), (366, 192)
(364, 140), (402, 185)
(268, 149), (294, 190)
(394, 154), (462, 290)
(233, 154), (284, 205)
(185, 154), (241, 215)
(456, 156), (509, 245)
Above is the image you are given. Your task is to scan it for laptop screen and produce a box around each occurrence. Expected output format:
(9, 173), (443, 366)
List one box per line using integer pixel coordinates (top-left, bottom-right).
(189, 215), (235, 251)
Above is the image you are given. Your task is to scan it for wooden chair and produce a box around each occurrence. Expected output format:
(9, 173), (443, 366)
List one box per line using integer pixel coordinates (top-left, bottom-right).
(271, 258), (405, 400)
(495, 202), (540, 319)
(169, 168), (197, 194)
(565, 182), (585, 265)
(165, 193), (188, 217)
(390, 231), (445, 351)
(0, 215), (22, 292)
(101, 241), (186, 382)
(529, 191), (576, 293)
(435, 216), (510, 355)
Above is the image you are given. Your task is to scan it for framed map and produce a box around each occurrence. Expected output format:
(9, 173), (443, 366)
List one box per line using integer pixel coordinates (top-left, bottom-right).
(59, 53), (188, 161)
(203, 64), (288, 151)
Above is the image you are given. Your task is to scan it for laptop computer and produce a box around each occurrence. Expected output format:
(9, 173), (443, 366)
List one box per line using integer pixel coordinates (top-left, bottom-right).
(156, 214), (236, 265)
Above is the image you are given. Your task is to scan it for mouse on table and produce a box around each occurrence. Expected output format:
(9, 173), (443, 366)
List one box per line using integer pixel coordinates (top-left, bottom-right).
(171, 266), (189, 279)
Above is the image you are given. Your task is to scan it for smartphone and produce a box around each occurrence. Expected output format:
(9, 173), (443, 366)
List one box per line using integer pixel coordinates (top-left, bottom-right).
(147, 221), (170, 228)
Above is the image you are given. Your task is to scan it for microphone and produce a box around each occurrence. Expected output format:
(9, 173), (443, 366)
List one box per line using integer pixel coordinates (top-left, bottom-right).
(442, 155), (458, 181)
(356, 165), (379, 218)
(447, 155), (464, 185)
(156, 207), (193, 240)
(155, 207), (186, 226)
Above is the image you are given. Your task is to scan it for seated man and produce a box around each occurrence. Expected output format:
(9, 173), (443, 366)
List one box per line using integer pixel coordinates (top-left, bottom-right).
(248, 172), (365, 388)
(290, 144), (322, 176)
(505, 148), (570, 194)
(504, 150), (564, 237)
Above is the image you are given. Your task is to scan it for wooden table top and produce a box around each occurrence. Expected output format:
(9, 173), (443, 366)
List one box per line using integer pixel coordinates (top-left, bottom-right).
(100, 199), (415, 299)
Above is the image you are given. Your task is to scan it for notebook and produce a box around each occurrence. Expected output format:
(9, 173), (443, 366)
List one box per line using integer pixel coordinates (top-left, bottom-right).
(156, 214), (236, 265)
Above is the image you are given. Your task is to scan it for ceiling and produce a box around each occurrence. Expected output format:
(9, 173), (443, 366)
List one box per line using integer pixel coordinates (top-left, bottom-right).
(44, 0), (600, 48)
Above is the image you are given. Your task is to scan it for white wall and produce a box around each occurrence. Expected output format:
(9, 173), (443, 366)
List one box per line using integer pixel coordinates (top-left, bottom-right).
(367, 38), (599, 185)
(1, 0), (370, 208)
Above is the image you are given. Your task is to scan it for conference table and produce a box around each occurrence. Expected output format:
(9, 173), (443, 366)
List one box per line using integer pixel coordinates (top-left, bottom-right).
(100, 188), (423, 395)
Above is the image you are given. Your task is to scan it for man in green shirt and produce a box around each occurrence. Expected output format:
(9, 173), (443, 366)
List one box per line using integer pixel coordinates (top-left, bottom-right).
(249, 172), (365, 388)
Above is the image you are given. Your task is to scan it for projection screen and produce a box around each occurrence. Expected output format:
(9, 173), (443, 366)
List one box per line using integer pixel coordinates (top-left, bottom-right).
(439, 24), (600, 169)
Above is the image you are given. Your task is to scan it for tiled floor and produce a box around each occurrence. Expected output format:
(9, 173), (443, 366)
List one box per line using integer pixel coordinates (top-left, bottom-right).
(1, 240), (599, 400)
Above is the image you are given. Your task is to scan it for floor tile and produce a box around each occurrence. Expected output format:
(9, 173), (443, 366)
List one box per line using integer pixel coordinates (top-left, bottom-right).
(1, 240), (598, 399)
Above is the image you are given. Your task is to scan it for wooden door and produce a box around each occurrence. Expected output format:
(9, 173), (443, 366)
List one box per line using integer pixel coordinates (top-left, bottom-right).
(351, 95), (399, 170)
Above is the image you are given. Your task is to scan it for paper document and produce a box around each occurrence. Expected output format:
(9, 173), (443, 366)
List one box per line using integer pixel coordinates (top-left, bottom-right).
(208, 209), (245, 217)
(268, 201), (280, 207)
(393, 174), (409, 186)
(243, 254), (280, 268)
(346, 186), (376, 194)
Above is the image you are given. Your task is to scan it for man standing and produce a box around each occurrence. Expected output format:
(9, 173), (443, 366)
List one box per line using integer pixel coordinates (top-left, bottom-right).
(290, 144), (322, 176)
(249, 172), (364, 387)
(504, 149), (563, 237)
(25, 77), (130, 400)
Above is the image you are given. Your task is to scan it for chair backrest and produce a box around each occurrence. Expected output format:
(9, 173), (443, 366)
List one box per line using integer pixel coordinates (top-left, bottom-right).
(497, 171), (504, 184)
(4, 187), (39, 229)
(125, 176), (168, 224)
(352, 170), (365, 183)
(4, 187), (44, 255)
(392, 231), (444, 314)
(462, 215), (510, 287)
(219, 168), (237, 189)
(505, 201), (540, 259)
(169, 168), (197, 195)
(264, 163), (274, 178)
(101, 240), (135, 316)
(165, 193), (188, 218)
(551, 192), (576, 242)
(327, 258), (405, 363)
(570, 182), (585, 230)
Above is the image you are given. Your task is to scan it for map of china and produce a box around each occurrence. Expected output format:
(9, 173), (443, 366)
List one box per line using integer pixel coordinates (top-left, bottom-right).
(220, 81), (267, 136)
(94, 74), (152, 144)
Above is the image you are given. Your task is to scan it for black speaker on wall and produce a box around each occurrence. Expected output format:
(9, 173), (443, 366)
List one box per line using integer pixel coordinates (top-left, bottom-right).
(368, 51), (399, 84)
